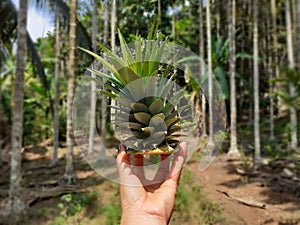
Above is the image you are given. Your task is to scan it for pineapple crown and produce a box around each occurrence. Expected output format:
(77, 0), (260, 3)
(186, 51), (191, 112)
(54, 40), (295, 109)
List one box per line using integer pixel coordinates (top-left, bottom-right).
(78, 23), (176, 101)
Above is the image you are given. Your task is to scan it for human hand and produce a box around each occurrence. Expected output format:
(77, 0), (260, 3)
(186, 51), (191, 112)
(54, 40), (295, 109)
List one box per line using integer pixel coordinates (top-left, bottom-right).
(116, 143), (187, 225)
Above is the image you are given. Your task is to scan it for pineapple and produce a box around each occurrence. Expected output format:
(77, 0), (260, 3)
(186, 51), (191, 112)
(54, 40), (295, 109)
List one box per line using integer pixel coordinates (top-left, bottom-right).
(80, 26), (189, 154)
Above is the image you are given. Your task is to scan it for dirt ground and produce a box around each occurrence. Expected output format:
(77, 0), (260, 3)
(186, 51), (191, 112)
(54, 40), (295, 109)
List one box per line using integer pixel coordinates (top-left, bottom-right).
(1, 139), (300, 225)
(187, 155), (300, 225)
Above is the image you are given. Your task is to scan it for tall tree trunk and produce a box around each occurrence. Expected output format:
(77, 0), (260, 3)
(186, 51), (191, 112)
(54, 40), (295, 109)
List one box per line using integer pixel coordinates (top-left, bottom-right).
(1, 0), (28, 223)
(111, 0), (116, 52)
(253, 0), (261, 163)
(52, 13), (61, 166)
(172, 4), (176, 41)
(227, 0), (240, 158)
(158, 0), (161, 25)
(248, 0), (253, 125)
(285, 0), (298, 151)
(199, 0), (207, 138)
(271, 0), (285, 115)
(110, 0), (116, 130)
(267, 12), (275, 141)
(206, 0), (215, 148)
(88, 0), (98, 155)
(296, 0), (300, 78)
(215, 0), (220, 39)
(60, 0), (77, 184)
(100, 0), (109, 156)
(296, 0), (300, 153)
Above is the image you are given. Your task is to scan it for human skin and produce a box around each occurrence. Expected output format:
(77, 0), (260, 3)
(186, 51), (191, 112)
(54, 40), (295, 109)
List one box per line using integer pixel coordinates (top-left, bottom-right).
(116, 143), (187, 225)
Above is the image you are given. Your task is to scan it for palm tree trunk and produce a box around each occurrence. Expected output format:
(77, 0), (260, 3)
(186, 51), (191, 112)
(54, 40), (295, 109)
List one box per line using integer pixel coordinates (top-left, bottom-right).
(158, 0), (161, 25)
(52, 13), (61, 166)
(271, 0), (285, 115)
(110, 0), (116, 130)
(206, 0), (215, 148)
(215, 0), (220, 39)
(88, 0), (98, 155)
(172, 4), (176, 40)
(1, 0), (28, 223)
(267, 12), (275, 141)
(228, 0), (240, 158)
(199, 0), (207, 138)
(100, 0), (109, 156)
(285, 0), (298, 151)
(111, 0), (116, 52)
(253, 0), (261, 163)
(296, 0), (300, 151)
(248, 0), (253, 125)
(296, 0), (300, 78)
(61, 0), (77, 184)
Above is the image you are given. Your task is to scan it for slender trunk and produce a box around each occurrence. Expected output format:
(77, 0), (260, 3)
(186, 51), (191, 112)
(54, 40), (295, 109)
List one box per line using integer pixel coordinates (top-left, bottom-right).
(88, 0), (98, 155)
(267, 13), (275, 141)
(100, 0), (109, 155)
(111, 0), (116, 52)
(296, 0), (300, 152)
(158, 0), (161, 25)
(248, 0), (253, 125)
(62, 0), (77, 184)
(285, 0), (298, 151)
(253, 0), (261, 163)
(2, 0), (28, 223)
(215, 1), (220, 39)
(228, 0), (240, 158)
(52, 14), (61, 165)
(110, 0), (116, 130)
(271, 0), (284, 115)
(296, 0), (300, 69)
(199, 0), (207, 137)
(104, 0), (109, 47)
(206, 0), (215, 147)
(172, 6), (176, 40)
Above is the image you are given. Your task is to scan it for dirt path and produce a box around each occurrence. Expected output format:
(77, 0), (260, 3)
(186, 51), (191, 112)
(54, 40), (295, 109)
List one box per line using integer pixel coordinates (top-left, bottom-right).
(186, 155), (300, 225)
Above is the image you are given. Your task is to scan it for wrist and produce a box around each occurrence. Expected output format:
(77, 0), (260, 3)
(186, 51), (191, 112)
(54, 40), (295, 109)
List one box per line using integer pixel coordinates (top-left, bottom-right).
(121, 212), (167, 225)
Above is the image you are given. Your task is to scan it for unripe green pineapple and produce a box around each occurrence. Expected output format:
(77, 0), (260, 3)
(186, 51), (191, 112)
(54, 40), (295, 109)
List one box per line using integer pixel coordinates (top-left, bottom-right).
(80, 25), (188, 154)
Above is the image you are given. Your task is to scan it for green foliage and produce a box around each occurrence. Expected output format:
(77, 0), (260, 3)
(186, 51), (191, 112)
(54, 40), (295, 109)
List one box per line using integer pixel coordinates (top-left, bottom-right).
(59, 192), (97, 216)
(51, 192), (97, 225)
(100, 204), (122, 225)
(272, 67), (300, 107)
(171, 170), (224, 224)
(98, 189), (121, 225)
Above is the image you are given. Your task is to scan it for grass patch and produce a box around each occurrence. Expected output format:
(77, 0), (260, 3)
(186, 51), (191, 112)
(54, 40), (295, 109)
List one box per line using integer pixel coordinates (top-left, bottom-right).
(171, 170), (225, 225)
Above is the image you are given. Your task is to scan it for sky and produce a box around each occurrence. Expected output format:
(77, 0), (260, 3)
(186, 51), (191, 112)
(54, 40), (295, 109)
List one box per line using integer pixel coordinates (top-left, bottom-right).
(12, 0), (54, 41)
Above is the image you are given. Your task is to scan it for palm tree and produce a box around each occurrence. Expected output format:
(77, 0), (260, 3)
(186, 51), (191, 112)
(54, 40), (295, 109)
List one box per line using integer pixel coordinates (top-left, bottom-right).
(88, 0), (98, 155)
(158, 0), (161, 25)
(100, 0), (109, 155)
(227, 0), (240, 159)
(110, 0), (117, 130)
(267, 8), (275, 141)
(253, 0), (261, 163)
(52, 13), (61, 166)
(0, 0), (50, 103)
(199, 0), (207, 138)
(285, 0), (298, 151)
(206, 0), (215, 148)
(60, 0), (77, 184)
(1, 0), (28, 223)
(296, 0), (300, 90)
(111, 0), (116, 52)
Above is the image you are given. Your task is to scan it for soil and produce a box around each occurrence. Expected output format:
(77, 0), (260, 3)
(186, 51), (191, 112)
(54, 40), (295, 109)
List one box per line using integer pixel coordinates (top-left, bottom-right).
(186, 155), (300, 225)
(0, 139), (300, 225)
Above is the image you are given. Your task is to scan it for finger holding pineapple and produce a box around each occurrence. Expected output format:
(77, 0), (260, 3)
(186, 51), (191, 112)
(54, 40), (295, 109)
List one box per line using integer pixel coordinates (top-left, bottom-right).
(117, 143), (187, 225)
